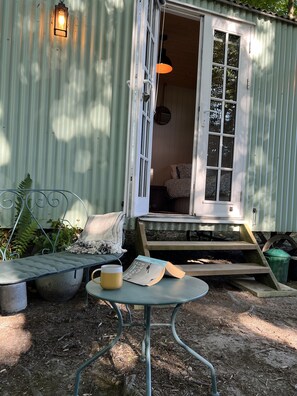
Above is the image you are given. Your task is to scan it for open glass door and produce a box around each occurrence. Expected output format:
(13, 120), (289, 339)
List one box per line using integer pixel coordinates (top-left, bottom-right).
(125, 0), (160, 217)
(193, 15), (252, 219)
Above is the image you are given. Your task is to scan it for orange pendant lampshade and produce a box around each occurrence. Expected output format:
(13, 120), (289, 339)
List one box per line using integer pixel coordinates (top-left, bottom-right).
(156, 48), (173, 74)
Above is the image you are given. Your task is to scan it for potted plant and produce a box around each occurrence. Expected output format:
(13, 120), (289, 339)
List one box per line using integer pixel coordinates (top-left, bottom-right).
(33, 219), (84, 302)
(0, 174), (37, 314)
(0, 174), (84, 312)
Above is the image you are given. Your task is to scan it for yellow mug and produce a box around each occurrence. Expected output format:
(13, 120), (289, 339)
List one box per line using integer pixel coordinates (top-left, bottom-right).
(91, 264), (123, 290)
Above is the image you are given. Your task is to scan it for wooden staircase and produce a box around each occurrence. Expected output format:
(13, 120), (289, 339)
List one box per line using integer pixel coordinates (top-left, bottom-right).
(136, 219), (282, 293)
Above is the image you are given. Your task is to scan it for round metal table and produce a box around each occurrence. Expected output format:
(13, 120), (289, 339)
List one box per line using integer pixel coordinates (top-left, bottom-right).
(74, 276), (219, 396)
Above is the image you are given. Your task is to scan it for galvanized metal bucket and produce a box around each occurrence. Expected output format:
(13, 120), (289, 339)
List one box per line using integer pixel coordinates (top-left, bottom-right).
(0, 282), (27, 314)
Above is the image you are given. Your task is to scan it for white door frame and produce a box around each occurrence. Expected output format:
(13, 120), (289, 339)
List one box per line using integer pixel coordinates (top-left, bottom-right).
(125, 2), (253, 221)
(124, 0), (160, 218)
(193, 15), (252, 220)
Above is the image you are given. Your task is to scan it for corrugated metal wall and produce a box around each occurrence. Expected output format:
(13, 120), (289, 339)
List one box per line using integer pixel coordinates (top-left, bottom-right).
(0, 0), (134, 215)
(179, 1), (297, 232)
(1, 0), (297, 231)
(245, 14), (297, 232)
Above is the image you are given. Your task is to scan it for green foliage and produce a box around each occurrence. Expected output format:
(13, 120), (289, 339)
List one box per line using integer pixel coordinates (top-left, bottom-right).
(0, 176), (83, 259)
(241, 0), (296, 16)
(10, 173), (38, 258)
(32, 219), (82, 254)
(0, 175), (83, 259)
(0, 229), (10, 259)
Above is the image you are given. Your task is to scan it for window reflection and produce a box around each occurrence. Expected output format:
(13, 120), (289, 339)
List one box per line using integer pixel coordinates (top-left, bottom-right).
(222, 137), (234, 168)
(211, 66), (224, 98)
(207, 135), (220, 167)
(206, 30), (240, 202)
(219, 171), (232, 201)
(227, 35), (240, 67)
(226, 69), (238, 101)
(209, 101), (222, 132)
(205, 169), (218, 201)
(213, 31), (226, 64)
(224, 103), (236, 134)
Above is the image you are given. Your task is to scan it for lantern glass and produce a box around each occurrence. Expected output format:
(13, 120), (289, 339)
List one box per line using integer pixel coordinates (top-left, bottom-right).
(54, 2), (68, 37)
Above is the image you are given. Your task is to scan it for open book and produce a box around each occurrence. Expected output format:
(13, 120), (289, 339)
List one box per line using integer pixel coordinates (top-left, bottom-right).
(123, 255), (185, 286)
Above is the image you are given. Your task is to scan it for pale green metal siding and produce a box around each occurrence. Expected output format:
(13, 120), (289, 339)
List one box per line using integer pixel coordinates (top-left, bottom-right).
(244, 16), (297, 232)
(1, 0), (297, 231)
(0, 0), (134, 214)
(171, 1), (297, 232)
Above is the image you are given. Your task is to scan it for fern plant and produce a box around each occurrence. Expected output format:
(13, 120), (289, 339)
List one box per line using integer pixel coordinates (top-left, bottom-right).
(32, 219), (81, 255)
(10, 174), (37, 258)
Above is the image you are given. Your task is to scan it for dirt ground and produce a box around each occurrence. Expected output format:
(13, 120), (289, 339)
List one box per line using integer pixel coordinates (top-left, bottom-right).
(0, 274), (297, 396)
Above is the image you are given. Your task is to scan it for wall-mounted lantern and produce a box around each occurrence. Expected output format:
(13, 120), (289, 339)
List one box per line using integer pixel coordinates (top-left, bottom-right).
(54, 1), (68, 38)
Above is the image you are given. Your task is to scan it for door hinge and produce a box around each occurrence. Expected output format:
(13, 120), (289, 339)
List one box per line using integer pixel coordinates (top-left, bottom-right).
(246, 79), (250, 89)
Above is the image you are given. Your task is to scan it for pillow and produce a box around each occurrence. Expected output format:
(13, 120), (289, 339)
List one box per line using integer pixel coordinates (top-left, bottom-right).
(66, 212), (126, 255)
(176, 163), (192, 179)
(170, 164), (179, 179)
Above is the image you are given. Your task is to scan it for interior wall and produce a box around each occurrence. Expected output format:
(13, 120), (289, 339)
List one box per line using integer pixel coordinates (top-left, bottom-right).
(150, 12), (199, 187)
(151, 83), (196, 186)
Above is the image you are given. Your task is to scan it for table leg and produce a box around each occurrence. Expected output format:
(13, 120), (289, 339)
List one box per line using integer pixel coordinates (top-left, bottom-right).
(144, 305), (152, 396)
(73, 302), (123, 396)
(171, 304), (220, 396)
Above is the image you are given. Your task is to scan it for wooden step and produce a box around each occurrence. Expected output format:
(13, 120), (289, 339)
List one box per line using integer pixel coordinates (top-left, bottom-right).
(231, 278), (297, 297)
(136, 220), (282, 292)
(146, 240), (257, 251)
(177, 263), (271, 277)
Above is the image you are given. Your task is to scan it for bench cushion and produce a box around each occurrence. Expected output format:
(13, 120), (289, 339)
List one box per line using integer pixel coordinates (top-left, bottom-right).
(0, 252), (122, 285)
(66, 211), (126, 254)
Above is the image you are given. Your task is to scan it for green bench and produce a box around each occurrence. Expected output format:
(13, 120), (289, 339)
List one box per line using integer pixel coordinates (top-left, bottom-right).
(0, 189), (124, 312)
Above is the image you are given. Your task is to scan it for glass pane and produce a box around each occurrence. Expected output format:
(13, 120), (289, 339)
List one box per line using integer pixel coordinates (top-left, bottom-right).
(219, 171), (232, 201)
(143, 160), (148, 196)
(147, 96), (151, 113)
(227, 34), (240, 67)
(211, 66), (224, 99)
(143, 118), (150, 157)
(141, 115), (146, 155)
(138, 157), (149, 197)
(205, 169), (218, 201)
(145, 30), (150, 68)
(225, 68), (238, 101)
(146, 119), (150, 156)
(213, 31), (226, 64)
(207, 135), (220, 167)
(143, 95), (151, 114)
(151, 2), (155, 31)
(209, 101), (222, 132)
(141, 116), (150, 157)
(224, 103), (236, 135)
(148, 37), (154, 76)
(148, 0), (152, 24)
(222, 137), (234, 168)
(138, 158), (144, 197)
